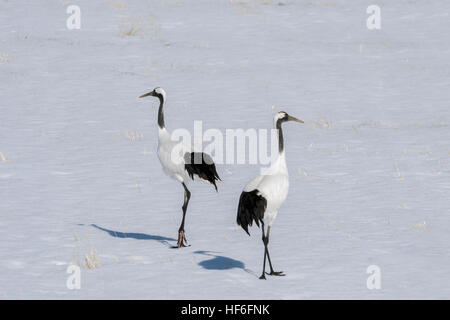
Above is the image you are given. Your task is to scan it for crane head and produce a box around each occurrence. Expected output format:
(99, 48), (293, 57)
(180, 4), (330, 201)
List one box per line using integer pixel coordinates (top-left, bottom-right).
(139, 87), (166, 101)
(275, 111), (304, 125)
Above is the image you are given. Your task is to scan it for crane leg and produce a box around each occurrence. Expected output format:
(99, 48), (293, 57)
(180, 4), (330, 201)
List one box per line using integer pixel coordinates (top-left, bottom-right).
(177, 182), (191, 248)
(259, 222), (267, 279)
(264, 226), (285, 277)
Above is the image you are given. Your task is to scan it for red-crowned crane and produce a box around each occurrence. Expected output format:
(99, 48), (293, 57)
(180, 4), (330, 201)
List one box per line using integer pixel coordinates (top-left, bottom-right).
(236, 111), (303, 279)
(140, 87), (220, 248)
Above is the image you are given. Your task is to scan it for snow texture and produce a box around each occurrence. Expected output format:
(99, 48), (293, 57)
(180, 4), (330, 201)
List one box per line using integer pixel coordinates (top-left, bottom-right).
(0, 0), (449, 299)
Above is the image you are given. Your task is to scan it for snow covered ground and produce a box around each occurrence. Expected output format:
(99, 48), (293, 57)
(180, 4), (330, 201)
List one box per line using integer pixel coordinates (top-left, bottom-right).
(0, 0), (449, 299)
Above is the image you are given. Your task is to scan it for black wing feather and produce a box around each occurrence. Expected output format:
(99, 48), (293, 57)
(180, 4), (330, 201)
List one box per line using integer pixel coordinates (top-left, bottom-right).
(184, 152), (221, 191)
(236, 190), (267, 236)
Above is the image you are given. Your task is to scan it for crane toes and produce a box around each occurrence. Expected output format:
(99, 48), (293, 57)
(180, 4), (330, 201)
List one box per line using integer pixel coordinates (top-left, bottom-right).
(267, 271), (285, 276)
(170, 230), (189, 248)
(176, 230), (188, 248)
(259, 274), (267, 280)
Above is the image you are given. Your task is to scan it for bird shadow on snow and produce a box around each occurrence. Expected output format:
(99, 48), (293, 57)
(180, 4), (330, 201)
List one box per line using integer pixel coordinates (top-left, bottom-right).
(194, 250), (256, 276)
(89, 224), (176, 247)
(84, 225), (256, 276)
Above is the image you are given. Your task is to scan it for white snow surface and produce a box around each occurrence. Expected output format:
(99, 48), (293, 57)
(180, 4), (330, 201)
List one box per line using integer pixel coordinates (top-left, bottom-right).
(0, 0), (449, 299)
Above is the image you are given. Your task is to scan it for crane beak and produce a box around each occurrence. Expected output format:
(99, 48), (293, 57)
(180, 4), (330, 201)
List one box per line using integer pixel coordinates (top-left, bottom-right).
(139, 90), (155, 98)
(287, 115), (304, 124)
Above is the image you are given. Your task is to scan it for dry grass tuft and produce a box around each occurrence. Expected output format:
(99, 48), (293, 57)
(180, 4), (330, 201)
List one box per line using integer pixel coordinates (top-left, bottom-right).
(0, 53), (9, 64)
(311, 117), (332, 129)
(71, 233), (101, 269)
(118, 14), (163, 40)
(118, 16), (148, 38)
(390, 161), (403, 180)
(134, 182), (142, 193)
(340, 144), (349, 152)
(108, 0), (126, 9)
(124, 130), (144, 141)
(85, 248), (101, 269)
(412, 221), (429, 233)
(312, 1), (339, 7)
(298, 167), (309, 177)
(121, 26), (139, 37)
(0, 152), (9, 163)
(230, 0), (267, 14)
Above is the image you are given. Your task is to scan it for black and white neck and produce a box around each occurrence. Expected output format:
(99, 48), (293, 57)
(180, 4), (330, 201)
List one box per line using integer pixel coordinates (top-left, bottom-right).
(139, 87), (169, 136)
(275, 111), (293, 158)
(157, 95), (165, 129)
(270, 111), (304, 173)
(273, 111), (304, 155)
(270, 113), (288, 173)
(275, 117), (285, 155)
(153, 88), (166, 130)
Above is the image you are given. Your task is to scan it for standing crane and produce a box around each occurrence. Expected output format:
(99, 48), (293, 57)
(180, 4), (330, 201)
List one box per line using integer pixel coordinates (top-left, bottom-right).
(236, 111), (303, 279)
(139, 87), (221, 248)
